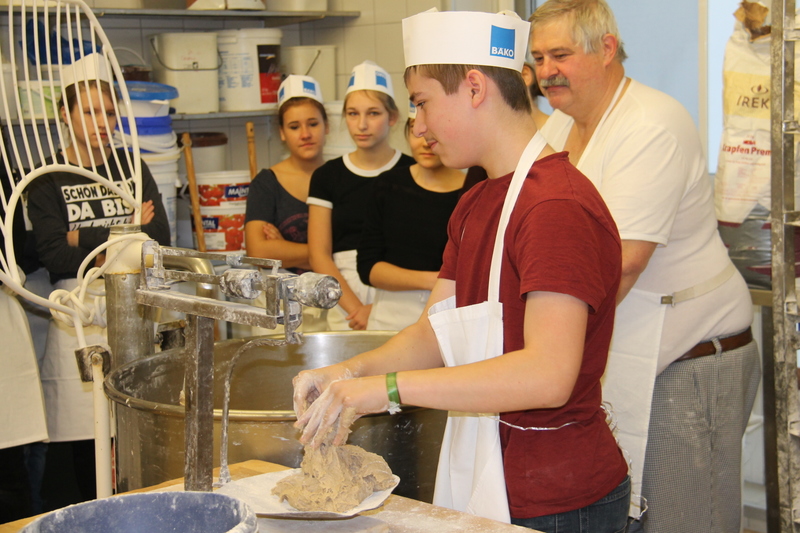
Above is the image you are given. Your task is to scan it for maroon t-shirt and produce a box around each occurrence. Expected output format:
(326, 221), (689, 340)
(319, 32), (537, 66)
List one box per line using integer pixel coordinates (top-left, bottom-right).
(439, 152), (628, 518)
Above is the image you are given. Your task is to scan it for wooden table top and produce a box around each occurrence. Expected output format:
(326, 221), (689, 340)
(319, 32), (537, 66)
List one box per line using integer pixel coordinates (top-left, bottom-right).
(0, 460), (533, 532)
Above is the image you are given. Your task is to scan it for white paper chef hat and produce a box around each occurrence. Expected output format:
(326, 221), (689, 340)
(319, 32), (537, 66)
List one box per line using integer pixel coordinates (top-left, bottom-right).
(278, 75), (324, 108)
(345, 60), (394, 99)
(60, 53), (111, 89)
(408, 100), (417, 119)
(403, 9), (530, 72)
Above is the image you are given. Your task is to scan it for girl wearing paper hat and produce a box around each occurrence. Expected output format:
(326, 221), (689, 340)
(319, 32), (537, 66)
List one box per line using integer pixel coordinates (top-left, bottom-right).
(292, 8), (630, 532)
(246, 75), (327, 271)
(306, 61), (414, 331)
(356, 100), (464, 331)
(245, 75), (329, 332)
(26, 52), (170, 503)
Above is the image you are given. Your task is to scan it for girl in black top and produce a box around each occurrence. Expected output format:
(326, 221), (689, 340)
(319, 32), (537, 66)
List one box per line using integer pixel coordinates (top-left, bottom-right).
(357, 106), (464, 330)
(306, 61), (413, 330)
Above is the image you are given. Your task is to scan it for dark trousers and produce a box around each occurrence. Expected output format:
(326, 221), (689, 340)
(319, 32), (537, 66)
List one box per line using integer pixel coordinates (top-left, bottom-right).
(511, 476), (630, 533)
(0, 445), (33, 522)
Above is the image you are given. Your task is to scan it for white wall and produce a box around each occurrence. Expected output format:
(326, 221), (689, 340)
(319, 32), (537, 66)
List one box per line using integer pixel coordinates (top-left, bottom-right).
(608, 0), (701, 125)
(708, 0), (742, 172)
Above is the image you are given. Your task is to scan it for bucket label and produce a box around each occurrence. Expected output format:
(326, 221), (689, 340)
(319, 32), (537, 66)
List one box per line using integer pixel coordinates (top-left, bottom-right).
(198, 182), (250, 206)
(258, 44), (280, 104)
(202, 217), (220, 231)
(197, 212), (245, 251)
(225, 184), (250, 200)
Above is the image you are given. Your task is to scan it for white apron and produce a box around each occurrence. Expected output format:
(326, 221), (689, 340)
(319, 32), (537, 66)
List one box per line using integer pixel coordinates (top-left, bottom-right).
(602, 289), (663, 517)
(326, 249), (375, 331)
(367, 288), (429, 331)
(428, 133), (547, 523)
(0, 288), (48, 448)
(40, 278), (106, 442)
(573, 78), (733, 518)
(538, 77), (658, 518)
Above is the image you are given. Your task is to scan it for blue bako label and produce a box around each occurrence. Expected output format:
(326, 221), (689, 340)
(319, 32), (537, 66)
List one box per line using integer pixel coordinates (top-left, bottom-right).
(348, 74), (355, 87)
(278, 86), (285, 101)
(302, 80), (316, 95)
(490, 25), (515, 59)
(375, 72), (388, 88)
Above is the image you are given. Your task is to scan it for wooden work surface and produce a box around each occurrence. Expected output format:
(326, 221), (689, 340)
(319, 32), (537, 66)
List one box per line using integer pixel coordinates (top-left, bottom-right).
(0, 460), (534, 532)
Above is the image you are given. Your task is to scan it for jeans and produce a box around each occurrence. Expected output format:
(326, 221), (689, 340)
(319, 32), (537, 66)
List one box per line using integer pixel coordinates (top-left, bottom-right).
(511, 476), (631, 533)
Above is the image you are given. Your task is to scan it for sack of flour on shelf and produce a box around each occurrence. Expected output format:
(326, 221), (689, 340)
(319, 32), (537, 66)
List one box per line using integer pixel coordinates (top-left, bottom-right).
(715, 1), (800, 288)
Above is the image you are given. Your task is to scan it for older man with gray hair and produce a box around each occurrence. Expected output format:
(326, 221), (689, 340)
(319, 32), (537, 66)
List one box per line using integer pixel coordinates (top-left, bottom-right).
(531, 1), (760, 531)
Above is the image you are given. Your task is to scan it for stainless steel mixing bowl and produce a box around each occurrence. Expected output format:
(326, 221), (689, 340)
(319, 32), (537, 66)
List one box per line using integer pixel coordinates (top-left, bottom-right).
(105, 331), (446, 502)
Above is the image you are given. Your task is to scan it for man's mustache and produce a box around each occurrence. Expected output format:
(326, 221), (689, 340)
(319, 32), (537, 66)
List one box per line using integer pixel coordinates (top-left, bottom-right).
(539, 76), (570, 88)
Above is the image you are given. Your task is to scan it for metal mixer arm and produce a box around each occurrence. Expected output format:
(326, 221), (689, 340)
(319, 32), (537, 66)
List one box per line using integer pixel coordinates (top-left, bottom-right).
(137, 241), (342, 340)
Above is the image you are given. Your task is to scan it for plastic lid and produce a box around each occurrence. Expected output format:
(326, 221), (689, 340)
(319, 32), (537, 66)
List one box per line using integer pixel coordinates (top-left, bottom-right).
(196, 170), (251, 182)
(120, 81), (179, 101)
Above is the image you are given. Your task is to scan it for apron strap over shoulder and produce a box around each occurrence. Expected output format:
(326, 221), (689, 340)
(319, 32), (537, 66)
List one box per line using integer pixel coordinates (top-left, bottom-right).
(487, 133), (547, 302)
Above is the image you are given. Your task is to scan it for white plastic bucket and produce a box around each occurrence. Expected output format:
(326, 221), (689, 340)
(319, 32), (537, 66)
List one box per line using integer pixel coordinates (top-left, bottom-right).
(195, 203), (246, 251)
(145, 158), (180, 175)
(323, 100), (355, 161)
(152, 170), (179, 247)
(130, 99), (170, 117)
(264, 0), (327, 9)
(142, 147), (183, 162)
(151, 32), (219, 114)
(195, 170), (250, 206)
(282, 45), (335, 101)
(217, 29), (282, 112)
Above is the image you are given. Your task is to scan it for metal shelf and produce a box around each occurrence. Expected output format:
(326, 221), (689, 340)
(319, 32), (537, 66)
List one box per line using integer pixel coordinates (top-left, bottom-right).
(1, 107), (278, 126)
(92, 8), (360, 27)
(1, 7), (360, 27)
(170, 109), (277, 121)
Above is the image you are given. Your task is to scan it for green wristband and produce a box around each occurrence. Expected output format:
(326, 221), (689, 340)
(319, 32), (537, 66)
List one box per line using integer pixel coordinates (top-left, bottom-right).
(386, 372), (401, 411)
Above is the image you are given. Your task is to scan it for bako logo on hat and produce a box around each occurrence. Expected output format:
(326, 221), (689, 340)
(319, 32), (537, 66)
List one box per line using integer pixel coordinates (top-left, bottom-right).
(490, 25), (515, 59)
(278, 75), (324, 106)
(345, 60), (394, 98)
(403, 10), (529, 71)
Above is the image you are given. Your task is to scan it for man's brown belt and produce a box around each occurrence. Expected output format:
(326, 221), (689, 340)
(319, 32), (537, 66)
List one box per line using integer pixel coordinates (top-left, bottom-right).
(674, 327), (753, 363)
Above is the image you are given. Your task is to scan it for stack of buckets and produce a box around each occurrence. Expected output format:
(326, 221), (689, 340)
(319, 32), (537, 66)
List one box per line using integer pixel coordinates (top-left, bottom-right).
(176, 134), (251, 253)
(151, 28), (283, 114)
(118, 81), (180, 246)
(147, 28), (288, 251)
(194, 168), (250, 252)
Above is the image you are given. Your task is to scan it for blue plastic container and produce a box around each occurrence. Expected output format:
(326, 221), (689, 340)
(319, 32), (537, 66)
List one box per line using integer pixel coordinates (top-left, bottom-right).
(118, 115), (173, 136)
(120, 80), (178, 101)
